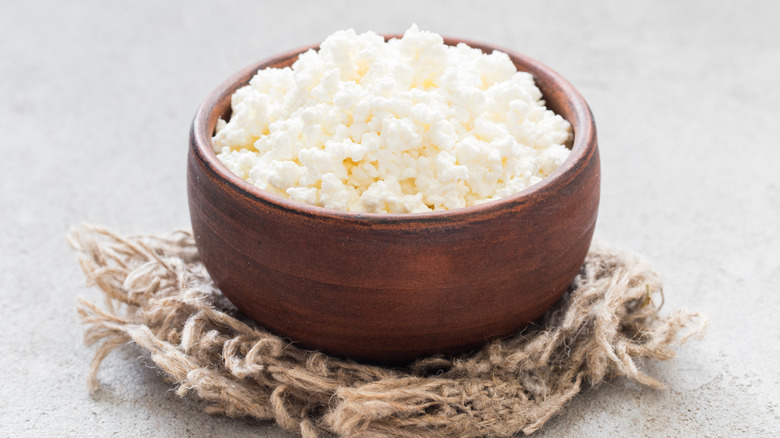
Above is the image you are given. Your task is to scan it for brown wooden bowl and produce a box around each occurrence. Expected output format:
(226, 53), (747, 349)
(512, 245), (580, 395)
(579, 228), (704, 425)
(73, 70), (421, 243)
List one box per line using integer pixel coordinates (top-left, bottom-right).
(188, 36), (600, 363)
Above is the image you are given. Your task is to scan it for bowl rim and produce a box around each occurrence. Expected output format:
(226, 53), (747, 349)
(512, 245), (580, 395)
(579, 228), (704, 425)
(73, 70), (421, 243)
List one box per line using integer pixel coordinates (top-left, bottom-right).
(190, 35), (597, 225)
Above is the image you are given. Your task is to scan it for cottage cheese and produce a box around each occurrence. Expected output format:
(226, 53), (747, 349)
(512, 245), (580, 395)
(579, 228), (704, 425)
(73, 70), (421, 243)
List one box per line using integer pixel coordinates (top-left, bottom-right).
(213, 25), (572, 213)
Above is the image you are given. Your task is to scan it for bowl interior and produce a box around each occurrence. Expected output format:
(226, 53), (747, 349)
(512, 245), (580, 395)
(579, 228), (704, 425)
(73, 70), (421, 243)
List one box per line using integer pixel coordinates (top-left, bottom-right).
(192, 36), (596, 223)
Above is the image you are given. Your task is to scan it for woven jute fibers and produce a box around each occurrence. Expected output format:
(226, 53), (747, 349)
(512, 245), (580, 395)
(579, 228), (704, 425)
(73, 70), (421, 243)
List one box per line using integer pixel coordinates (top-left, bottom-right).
(69, 225), (706, 437)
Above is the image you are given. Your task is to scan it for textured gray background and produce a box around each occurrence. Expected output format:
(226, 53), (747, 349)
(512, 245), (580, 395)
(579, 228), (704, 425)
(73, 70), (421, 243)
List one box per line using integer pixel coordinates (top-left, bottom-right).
(2, 1), (779, 436)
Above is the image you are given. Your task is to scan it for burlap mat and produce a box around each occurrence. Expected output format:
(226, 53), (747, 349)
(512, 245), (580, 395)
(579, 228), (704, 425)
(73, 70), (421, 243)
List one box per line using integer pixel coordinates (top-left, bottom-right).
(69, 224), (706, 437)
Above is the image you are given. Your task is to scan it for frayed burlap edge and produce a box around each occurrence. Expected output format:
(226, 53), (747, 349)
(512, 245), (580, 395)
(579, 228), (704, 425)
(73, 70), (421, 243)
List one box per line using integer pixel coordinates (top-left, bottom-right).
(69, 224), (706, 437)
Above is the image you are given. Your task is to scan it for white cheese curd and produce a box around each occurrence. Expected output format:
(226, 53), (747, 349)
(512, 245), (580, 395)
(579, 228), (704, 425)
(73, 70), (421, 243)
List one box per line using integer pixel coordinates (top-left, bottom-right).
(213, 25), (572, 213)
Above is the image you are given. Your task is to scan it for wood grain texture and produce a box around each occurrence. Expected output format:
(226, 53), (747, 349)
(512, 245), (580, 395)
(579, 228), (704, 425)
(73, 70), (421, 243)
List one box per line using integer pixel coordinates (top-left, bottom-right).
(187, 37), (600, 363)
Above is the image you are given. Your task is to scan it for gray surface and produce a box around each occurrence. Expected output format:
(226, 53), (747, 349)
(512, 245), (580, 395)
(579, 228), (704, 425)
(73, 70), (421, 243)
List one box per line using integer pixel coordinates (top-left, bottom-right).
(2, 1), (779, 436)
